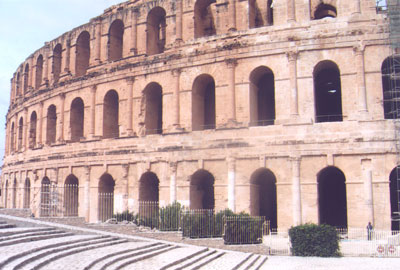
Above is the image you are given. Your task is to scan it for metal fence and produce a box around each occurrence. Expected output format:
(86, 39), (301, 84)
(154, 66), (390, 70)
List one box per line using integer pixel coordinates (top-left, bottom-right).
(224, 216), (265, 244)
(98, 192), (113, 222)
(182, 209), (224, 238)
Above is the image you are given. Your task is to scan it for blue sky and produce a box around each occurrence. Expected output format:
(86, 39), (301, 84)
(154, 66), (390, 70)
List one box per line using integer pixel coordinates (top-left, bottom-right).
(0, 0), (124, 165)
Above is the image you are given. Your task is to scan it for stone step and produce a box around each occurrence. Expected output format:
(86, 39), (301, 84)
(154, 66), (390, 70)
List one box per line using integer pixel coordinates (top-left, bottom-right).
(0, 231), (73, 247)
(0, 224), (16, 229)
(0, 227), (55, 237)
(0, 235), (107, 269)
(196, 251), (254, 270)
(165, 249), (223, 270)
(157, 247), (210, 270)
(0, 221), (7, 224)
(234, 254), (268, 270)
(0, 229), (67, 244)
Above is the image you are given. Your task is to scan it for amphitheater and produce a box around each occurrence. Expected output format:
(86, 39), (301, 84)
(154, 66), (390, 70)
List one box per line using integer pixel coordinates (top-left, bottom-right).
(1, 0), (399, 232)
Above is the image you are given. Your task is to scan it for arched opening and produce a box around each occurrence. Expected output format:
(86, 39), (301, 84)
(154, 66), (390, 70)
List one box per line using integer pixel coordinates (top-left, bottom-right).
(10, 122), (15, 153)
(317, 167), (348, 228)
(12, 179), (17, 208)
(16, 72), (21, 96)
(40, 177), (51, 217)
(267, 0), (273, 25)
(314, 60), (343, 122)
(144, 83), (163, 135)
(24, 178), (30, 209)
(146, 7), (166, 56)
(249, 0), (264, 28)
(35, 55), (43, 89)
(23, 64), (29, 93)
(194, 0), (216, 38)
(250, 168), (277, 229)
(249, 66), (275, 126)
(52, 44), (62, 83)
(29, 111), (37, 149)
(389, 167), (400, 230)
(75, 31), (90, 77)
(18, 117), (23, 151)
(314, 3), (337, 20)
(190, 170), (215, 210)
(46, 105), (57, 144)
(192, 74), (216, 131)
(108, 19), (124, 61)
(103, 90), (119, 139)
(139, 172), (160, 202)
(70, 97), (84, 142)
(4, 180), (8, 208)
(382, 56), (400, 119)
(98, 173), (115, 222)
(64, 174), (79, 217)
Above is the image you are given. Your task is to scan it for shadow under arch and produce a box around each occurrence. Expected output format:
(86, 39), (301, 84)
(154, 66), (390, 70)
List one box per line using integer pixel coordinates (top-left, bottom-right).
(190, 169), (215, 210)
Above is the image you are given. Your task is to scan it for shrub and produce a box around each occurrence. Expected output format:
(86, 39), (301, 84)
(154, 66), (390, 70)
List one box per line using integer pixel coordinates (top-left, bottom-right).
(224, 215), (264, 245)
(159, 201), (182, 231)
(113, 210), (136, 222)
(289, 223), (340, 257)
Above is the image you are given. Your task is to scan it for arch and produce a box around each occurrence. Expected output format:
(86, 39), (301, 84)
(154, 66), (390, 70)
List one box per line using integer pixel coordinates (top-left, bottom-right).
(10, 122), (15, 153)
(12, 178), (17, 208)
(52, 44), (62, 83)
(108, 19), (124, 61)
(103, 90), (119, 139)
(192, 74), (216, 131)
(46, 105), (57, 144)
(29, 111), (37, 149)
(249, 66), (275, 126)
(250, 168), (277, 229)
(24, 178), (30, 209)
(70, 97), (84, 142)
(17, 117), (23, 151)
(314, 3), (337, 20)
(389, 167), (400, 230)
(146, 7), (166, 56)
(190, 170), (215, 210)
(144, 83), (163, 135)
(35, 54), (43, 89)
(313, 60), (343, 122)
(98, 173), (115, 221)
(248, 0), (264, 28)
(194, 0), (216, 38)
(139, 172), (160, 202)
(75, 31), (90, 77)
(381, 56), (400, 119)
(64, 174), (79, 216)
(317, 166), (348, 228)
(23, 64), (29, 93)
(16, 72), (21, 96)
(4, 180), (8, 208)
(40, 177), (51, 217)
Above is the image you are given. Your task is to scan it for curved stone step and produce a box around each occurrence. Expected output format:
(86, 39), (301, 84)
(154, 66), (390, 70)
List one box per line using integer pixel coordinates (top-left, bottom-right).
(0, 230), (69, 246)
(0, 224), (16, 229)
(196, 251), (254, 270)
(234, 254), (268, 270)
(158, 247), (210, 270)
(0, 227), (55, 237)
(164, 249), (223, 270)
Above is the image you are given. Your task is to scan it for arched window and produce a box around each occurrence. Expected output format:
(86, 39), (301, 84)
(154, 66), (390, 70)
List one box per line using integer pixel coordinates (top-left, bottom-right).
(10, 122), (15, 153)
(18, 117), (23, 151)
(108, 19), (124, 61)
(146, 7), (166, 56)
(317, 167), (347, 228)
(46, 105), (57, 144)
(194, 0), (216, 38)
(35, 55), (43, 89)
(249, 66), (275, 126)
(70, 97), (84, 142)
(98, 173), (115, 221)
(313, 60), (343, 122)
(190, 170), (215, 209)
(382, 56), (400, 119)
(249, 0), (264, 28)
(192, 74), (216, 131)
(144, 83), (163, 135)
(23, 64), (29, 93)
(40, 177), (51, 217)
(4, 180), (8, 208)
(75, 31), (90, 77)
(389, 167), (400, 230)
(24, 178), (30, 209)
(16, 72), (21, 96)
(29, 111), (37, 149)
(52, 44), (62, 83)
(64, 174), (79, 216)
(12, 179), (17, 208)
(103, 90), (119, 138)
(139, 172), (160, 202)
(313, 3), (337, 20)
(250, 168), (277, 229)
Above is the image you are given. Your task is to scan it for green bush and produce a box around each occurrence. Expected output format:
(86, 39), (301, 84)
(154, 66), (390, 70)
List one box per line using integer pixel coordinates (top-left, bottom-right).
(113, 210), (136, 222)
(224, 214), (264, 245)
(289, 223), (341, 257)
(159, 201), (182, 231)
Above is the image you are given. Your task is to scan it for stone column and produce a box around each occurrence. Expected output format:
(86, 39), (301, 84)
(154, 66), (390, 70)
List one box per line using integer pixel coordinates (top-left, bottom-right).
(287, 51), (299, 117)
(354, 45), (368, 115)
(130, 8), (138, 55)
(10, 78), (15, 104)
(89, 85), (97, 139)
(64, 39), (71, 74)
(364, 169), (374, 224)
(43, 44), (49, 86)
(228, 0), (237, 31)
(175, 0), (183, 42)
(170, 162), (177, 203)
(226, 59), (237, 122)
(94, 20), (102, 64)
(228, 158), (236, 212)
(126, 77), (134, 136)
(172, 69), (181, 129)
(291, 157), (302, 226)
(58, 94), (65, 142)
(28, 57), (34, 90)
(354, 0), (361, 15)
(5, 122), (9, 155)
(84, 166), (91, 221)
(38, 102), (43, 146)
(24, 108), (28, 150)
(122, 164), (129, 211)
(287, 0), (296, 22)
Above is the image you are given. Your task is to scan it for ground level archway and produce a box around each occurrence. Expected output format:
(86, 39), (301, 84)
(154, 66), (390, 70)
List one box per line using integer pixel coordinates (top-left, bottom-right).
(98, 173), (115, 221)
(190, 170), (215, 210)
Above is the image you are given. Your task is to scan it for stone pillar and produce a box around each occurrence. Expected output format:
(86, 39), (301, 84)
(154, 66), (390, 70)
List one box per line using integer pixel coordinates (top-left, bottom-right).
(170, 162), (177, 203)
(130, 8), (138, 55)
(122, 164), (129, 211)
(175, 0), (183, 42)
(10, 78), (15, 104)
(354, 0), (361, 15)
(64, 39), (71, 74)
(28, 57), (34, 90)
(287, 51), (299, 117)
(291, 157), (302, 226)
(226, 59), (237, 122)
(228, 158), (236, 212)
(84, 166), (90, 221)
(228, 0), (237, 31)
(365, 169), (374, 224)
(287, 0), (296, 22)
(58, 94), (65, 142)
(5, 122), (9, 155)
(42, 44), (49, 86)
(172, 69), (181, 129)
(24, 108), (28, 150)
(38, 102), (43, 146)
(126, 77), (134, 135)
(94, 20), (102, 64)
(354, 45), (368, 115)
(89, 85), (97, 139)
